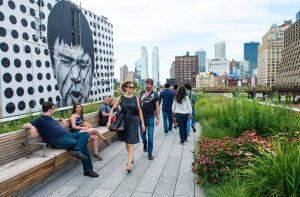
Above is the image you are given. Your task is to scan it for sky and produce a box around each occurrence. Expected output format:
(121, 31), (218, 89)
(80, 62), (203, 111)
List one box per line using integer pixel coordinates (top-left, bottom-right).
(72, 0), (300, 84)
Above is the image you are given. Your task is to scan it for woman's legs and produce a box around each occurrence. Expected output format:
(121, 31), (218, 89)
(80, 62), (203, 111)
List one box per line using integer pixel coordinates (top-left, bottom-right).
(90, 135), (100, 155)
(126, 143), (134, 169)
(84, 128), (110, 144)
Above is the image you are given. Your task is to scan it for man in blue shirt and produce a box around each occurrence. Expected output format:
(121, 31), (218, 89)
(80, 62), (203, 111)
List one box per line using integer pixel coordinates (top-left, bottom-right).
(99, 96), (112, 126)
(159, 83), (174, 135)
(22, 102), (99, 177)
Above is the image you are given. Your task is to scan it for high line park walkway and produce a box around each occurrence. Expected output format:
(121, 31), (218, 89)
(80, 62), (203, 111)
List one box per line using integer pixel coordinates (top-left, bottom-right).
(29, 118), (205, 197)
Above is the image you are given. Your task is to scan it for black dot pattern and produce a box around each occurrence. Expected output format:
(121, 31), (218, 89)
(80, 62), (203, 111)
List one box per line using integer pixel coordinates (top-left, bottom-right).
(0, 0), (114, 117)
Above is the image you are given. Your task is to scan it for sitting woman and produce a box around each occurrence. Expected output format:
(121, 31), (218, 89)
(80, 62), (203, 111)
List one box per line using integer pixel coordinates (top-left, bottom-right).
(71, 103), (110, 161)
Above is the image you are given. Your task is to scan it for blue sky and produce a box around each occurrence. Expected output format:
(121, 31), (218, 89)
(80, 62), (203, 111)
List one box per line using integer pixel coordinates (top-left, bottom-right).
(73, 0), (299, 83)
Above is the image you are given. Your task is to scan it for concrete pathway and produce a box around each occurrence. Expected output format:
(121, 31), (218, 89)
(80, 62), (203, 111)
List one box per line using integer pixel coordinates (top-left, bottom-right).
(31, 119), (205, 197)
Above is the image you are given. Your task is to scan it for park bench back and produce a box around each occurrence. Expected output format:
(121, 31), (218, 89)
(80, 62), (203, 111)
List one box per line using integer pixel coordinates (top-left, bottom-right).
(0, 111), (101, 166)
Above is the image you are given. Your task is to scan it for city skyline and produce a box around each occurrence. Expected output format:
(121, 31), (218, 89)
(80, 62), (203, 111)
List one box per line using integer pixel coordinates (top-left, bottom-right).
(72, 0), (299, 83)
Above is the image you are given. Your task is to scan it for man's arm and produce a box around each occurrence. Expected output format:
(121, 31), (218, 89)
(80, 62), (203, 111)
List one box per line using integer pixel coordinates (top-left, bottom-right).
(22, 123), (38, 138)
(155, 101), (160, 126)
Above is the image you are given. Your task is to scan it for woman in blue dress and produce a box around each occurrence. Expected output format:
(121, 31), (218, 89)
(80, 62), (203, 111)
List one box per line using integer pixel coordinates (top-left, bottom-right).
(71, 103), (110, 160)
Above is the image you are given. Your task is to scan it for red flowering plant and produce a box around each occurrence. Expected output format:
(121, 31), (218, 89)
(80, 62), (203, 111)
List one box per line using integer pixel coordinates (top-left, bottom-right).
(192, 130), (273, 187)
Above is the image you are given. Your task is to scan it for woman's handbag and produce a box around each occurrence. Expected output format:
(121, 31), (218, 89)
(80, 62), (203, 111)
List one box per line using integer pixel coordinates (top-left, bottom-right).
(109, 99), (125, 132)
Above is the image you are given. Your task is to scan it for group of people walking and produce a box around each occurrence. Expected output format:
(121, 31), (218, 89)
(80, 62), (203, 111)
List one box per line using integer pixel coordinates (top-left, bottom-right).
(22, 78), (197, 177)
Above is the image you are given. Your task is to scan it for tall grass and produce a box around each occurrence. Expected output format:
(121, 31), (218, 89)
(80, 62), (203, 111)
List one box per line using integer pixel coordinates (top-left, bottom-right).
(195, 94), (300, 138)
(244, 141), (300, 197)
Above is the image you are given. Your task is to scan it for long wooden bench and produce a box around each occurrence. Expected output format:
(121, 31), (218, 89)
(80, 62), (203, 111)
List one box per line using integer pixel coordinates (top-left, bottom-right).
(0, 111), (117, 196)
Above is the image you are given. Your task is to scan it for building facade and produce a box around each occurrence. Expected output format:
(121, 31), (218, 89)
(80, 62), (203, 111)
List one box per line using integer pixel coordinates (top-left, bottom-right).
(207, 59), (230, 76)
(257, 22), (291, 86)
(120, 65), (128, 82)
(276, 19), (300, 86)
(195, 50), (206, 73)
(140, 46), (148, 79)
(244, 42), (259, 75)
(238, 60), (249, 79)
(196, 72), (214, 88)
(175, 52), (198, 88)
(170, 61), (175, 79)
(152, 47), (159, 86)
(0, 0), (114, 118)
(215, 41), (226, 59)
(297, 11), (300, 22)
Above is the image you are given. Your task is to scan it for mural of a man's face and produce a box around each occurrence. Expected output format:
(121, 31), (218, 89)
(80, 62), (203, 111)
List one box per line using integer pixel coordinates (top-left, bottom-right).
(53, 38), (93, 106)
(47, 1), (94, 107)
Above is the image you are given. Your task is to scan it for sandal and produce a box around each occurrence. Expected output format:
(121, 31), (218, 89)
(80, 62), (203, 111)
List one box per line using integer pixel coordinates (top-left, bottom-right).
(94, 154), (103, 161)
(104, 139), (111, 146)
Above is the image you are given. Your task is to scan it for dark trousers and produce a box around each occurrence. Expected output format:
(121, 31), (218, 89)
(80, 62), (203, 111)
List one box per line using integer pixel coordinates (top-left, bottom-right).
(176, 113), (188, 143)
(53, 132), (93, 172)
(162, 111), (173, 133)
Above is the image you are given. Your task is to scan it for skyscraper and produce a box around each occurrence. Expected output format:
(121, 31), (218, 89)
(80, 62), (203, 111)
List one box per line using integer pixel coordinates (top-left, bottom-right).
(257, 22), (291, 86)
(170, 61), (175, 79)
(276, 17), (300, 86)
(215, 41), (226, 59)
(135, 59), (142, 79)
(120, 65), (128, 82)
(195, 50), (206, 73)
(297, 11), (300, 22)
(244, 42), (259, 75)
(140, 47), (148, 79)
(152, 47), (159, 86)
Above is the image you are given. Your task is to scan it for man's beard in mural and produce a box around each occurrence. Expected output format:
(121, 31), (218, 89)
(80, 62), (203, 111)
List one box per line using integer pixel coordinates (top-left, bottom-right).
(53, 37), (93, 106)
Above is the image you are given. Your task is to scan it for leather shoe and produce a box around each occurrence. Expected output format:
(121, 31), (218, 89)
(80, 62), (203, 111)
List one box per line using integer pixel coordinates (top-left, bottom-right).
(84, 170), (99, 177)
(143, 143), (147, 152)
(148, 154), (153, 160)
(71, 150), (88, 161)
(192, 125), (196, 132)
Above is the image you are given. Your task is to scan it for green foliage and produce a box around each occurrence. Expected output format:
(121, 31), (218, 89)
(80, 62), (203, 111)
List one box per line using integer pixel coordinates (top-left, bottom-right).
(195, 94), (300, 138)
(244, 140), (300, 197)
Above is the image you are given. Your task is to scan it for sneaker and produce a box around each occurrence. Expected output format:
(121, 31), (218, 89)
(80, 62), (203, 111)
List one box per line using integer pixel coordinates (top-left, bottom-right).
(143, 143), (147, 152)
(71, 150), (88, 161)
(84, 170), (99, 178)
(192, 125), (196, 132)
(148, 154), (153, 160)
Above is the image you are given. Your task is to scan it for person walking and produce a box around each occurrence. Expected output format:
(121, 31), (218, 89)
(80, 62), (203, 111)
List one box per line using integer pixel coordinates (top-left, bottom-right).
(172, 84), (179, 129)
(139, 78), (160, 160)
(70, 103), (110, 161)
(184, 83), (197, 135)
(172, 86), (192, 145)
(22, 102), (99, 177)
(159, 83), (174, 135)
(107, 81), (145, 173)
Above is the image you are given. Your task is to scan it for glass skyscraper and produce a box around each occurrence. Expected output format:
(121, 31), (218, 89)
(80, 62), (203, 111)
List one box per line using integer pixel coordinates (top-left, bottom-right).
(195, 50), (206, 73)
(215, 41), (226, 59)
(140, 47), (148, 79)
(244, 42), (259, 75)
(152, 47), (159, 86)
(297, 11), (300, 21)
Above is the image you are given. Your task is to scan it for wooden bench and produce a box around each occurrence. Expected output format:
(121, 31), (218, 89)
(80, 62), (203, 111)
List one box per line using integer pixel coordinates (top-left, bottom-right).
(0, 112), (117, 196)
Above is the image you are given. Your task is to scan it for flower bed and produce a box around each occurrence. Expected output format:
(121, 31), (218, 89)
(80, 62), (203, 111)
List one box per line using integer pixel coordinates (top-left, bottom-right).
(193, 94), (300, 196)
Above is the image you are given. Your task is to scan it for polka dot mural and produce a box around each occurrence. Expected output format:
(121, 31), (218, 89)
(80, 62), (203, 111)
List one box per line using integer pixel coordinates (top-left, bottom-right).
(0, 0), (114, 118)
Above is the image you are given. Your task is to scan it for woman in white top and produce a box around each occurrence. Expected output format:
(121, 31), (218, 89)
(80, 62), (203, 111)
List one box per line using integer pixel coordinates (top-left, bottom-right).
(172, 86), (192, 144)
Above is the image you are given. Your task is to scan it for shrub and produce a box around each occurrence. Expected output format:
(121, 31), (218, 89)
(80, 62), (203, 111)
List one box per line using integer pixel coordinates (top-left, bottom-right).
(192, 131), (272, 187)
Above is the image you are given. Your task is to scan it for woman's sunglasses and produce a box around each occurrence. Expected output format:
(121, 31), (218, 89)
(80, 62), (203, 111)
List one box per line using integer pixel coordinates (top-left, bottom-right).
(128, 86), (134, 89)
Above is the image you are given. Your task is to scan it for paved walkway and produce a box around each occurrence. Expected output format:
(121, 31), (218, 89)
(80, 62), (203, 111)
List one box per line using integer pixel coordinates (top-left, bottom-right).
(31, 120), (205, 197)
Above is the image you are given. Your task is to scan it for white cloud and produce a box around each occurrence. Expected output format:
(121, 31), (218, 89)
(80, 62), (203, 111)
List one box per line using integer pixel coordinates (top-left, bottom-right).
(72, 0), (298, 83)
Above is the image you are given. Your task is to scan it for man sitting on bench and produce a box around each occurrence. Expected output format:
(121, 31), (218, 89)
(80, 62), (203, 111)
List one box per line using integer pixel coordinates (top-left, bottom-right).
(99, 96), (112, 126)
(22, 102), (99, 178)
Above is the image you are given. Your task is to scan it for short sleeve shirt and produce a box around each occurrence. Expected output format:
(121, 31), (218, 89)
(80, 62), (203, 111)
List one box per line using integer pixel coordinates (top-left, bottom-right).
(30, 116), (69, 146)
(100, 104), (111, 116)
(139, 90), (158, 118)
